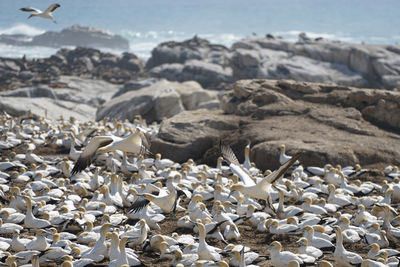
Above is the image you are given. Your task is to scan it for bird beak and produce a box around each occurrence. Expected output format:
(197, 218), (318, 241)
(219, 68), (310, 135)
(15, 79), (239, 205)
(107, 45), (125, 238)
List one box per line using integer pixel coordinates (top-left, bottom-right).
(228, 190), (235, 198)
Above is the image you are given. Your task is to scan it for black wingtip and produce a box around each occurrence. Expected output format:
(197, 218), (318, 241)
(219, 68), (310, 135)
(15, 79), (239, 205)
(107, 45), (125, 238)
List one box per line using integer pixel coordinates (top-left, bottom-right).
(129, 198), (150, 214)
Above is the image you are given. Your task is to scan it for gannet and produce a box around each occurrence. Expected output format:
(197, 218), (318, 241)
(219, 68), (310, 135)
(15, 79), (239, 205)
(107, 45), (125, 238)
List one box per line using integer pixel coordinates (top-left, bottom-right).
(279, 144), (300, 165)
(129, 180), (188, 213)
(297, 237), (323, 259)
(222, 143), (301, 210)
(367, 243), (400, 260)
(333, 226), (363, 267)
(196, 222), (222, 261)
(71, 128), (151, 174)
(267, 241), (303, 267)
(26, 229), (50, 251)
(81, 223), (111, 262)
(20, 4), (61, 23)
(24, 196), (51, 228)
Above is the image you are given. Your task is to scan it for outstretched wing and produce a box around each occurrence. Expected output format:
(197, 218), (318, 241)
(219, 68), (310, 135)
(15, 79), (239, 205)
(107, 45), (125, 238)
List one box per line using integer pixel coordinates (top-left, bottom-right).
(20, 7), (41, 13)
(139, 131), (153, 157)
(129, 197), (150, 213)
(220, 141), (240, 166)
(262, 153), (302, 186)
(71, 136), (113, 175)
(44, 3), (60, 13)
(220, 142), (255, 186)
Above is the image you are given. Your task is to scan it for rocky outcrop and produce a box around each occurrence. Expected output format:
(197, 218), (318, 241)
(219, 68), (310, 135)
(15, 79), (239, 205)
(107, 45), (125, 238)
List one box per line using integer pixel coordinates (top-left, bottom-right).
(0, 76), (119, 121)
(146, 35), (400, 90)
(152, 79), (400, 169)
(0, 25), (129, 50)
(0, 47), (144, 90)
(96, 80), (218, 122)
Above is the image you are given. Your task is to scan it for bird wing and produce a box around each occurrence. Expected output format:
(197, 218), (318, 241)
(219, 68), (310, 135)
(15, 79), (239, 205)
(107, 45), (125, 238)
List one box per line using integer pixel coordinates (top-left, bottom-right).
(129, 197), (150, 213)
(44, 3), (60, 13)
(220, 142), (255, 186)
(259, 153), (301, 188)
(71, 136), (113, 175)
(20, 7), (41, 13)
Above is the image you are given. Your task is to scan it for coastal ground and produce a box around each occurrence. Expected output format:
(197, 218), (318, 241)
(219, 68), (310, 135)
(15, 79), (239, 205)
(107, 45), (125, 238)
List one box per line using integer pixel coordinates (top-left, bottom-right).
(1, 143), (397, 266)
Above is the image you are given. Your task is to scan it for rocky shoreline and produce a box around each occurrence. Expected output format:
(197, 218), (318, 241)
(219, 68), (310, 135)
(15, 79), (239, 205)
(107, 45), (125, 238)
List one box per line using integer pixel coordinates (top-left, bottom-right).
(1, 33), (400, 167)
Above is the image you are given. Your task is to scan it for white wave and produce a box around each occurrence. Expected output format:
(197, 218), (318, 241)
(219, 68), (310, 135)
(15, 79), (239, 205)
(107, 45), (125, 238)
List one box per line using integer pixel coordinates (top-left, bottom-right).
(198, 33), (242, 48)
(272, 30), (356, 43)
(0, 44), (57, 59)
(0, 23), (45, 36)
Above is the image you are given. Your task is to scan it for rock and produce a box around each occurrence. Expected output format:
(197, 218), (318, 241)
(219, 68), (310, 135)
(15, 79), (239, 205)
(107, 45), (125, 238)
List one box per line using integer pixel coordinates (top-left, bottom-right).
(150, 60), (233, 88)
(146, 36), (231, 69)
(0, 96), (96, 121)
(1, 86), (56, 99)
(0, 25), (130, 50)
(170, 80), (217, 110)
(153, 79), (400, 169)
(0, 47), (145, 91)
(96, 80), (218, 122)
(147, 35), (400, 90)
(113, 78), (160, 98)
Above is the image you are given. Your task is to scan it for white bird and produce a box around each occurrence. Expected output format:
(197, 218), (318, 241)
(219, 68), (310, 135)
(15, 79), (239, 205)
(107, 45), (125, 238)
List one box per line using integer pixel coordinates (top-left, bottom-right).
(279, 144), (299, 165)
(20, 4), (61, 23)
(297, 237), (323, 259)
(71, 129), (151, 175)
(196, 222), (222, 261)
(24, 196), (51, 228)
(333, 226), (363, 267)
(267, 241), (303, 267)
(221, 143), (301, 210)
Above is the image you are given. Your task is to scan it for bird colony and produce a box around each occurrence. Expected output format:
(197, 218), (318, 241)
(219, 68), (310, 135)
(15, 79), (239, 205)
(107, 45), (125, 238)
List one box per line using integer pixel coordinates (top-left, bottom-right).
(0, 112), (400, 267)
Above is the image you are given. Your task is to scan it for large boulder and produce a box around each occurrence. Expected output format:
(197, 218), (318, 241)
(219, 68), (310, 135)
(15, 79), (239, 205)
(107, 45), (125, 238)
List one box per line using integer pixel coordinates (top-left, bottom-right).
(146, 36), (231, 69)
(152, 79), (400, 169)
(0, 76), (119, 121)
(150, 60), (233, 88)
(0, 96), (96, 121)
(96, 80), (217, 122)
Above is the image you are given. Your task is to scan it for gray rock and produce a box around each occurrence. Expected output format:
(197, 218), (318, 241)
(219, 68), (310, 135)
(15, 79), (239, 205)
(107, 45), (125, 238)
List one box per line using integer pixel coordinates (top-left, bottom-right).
(113, 78), (160, 98)
(0, 96), (96, 121)
(1, 86), (56, 99)
(153, 79), (400, 169)
(147, 35), (400, 90)
(96, 80), (218, 122)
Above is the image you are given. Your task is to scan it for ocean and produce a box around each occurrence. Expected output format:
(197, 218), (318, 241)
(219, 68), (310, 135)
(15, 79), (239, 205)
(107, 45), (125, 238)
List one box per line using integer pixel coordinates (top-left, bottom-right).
(0, 0), (399, 59)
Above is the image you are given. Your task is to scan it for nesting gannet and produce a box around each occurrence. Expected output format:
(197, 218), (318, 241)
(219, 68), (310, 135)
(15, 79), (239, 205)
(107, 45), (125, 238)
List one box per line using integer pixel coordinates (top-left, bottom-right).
(196, 222), (222, 261)
(26, 229), (50, 251)
(20, 4), (60, 23)
(333, 226), (363, 267)
(71, 128), (151, 174)
(297, 237), (323, 259)
(279, 144), (300, 165)
(24, 196), (51, 228)
(361, 259), (388, 267)
(267, 241), (303, 267)
(367, 243), (400, 260)
(303, 225), (334, 251)
(81, 223), (111, 262)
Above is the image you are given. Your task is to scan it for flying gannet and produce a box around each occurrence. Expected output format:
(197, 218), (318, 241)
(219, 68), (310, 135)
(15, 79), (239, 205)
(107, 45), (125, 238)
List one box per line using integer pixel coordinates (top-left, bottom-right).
(20, 4), (61, 24)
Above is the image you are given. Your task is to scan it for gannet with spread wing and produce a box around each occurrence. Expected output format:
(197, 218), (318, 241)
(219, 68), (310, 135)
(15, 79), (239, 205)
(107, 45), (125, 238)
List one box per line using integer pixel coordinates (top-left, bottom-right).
(20, 4), (61, 23)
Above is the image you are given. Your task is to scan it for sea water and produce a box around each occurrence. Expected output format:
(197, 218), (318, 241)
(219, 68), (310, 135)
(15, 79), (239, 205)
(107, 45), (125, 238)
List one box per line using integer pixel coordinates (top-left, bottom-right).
(0, 0), (399, 59)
